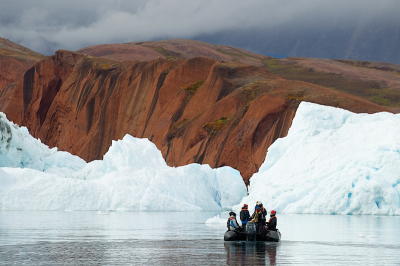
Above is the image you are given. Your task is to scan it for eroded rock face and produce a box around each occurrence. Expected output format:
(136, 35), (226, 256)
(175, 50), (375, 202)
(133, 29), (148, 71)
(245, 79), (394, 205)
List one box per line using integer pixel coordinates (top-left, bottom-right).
(0, 38), (44, 109)
(1, 50), (391, 183)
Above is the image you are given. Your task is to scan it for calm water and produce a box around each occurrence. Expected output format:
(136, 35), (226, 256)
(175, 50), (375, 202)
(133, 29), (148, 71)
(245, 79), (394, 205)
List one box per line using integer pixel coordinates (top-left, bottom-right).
(0, 211), (399, 265)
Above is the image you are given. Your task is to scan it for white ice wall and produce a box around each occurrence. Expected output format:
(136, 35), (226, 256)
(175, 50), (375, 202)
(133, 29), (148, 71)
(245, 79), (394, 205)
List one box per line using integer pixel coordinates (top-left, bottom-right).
(237, 102), (400, 215)
(3, 101), (400, 215)
(0, 113), (246, 211)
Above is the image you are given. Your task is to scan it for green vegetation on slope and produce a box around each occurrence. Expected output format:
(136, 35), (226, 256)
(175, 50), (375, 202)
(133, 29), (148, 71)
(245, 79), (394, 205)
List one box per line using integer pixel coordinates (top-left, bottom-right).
(263, 58), (400, 109)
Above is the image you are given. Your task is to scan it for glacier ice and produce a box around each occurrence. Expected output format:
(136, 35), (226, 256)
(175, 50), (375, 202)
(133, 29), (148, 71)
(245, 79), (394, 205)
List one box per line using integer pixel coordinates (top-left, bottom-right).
(0, 113), (86, 173)
(236, 102), (400, 215)
(2, 101), (400, 215)
(205, 213), (229, 226)
(0, 113), (246, 211)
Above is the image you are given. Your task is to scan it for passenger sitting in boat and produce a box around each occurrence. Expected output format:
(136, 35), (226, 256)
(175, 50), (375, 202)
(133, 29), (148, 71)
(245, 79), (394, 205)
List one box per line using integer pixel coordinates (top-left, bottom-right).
(239, 204), (250, 229)
(227, 212), (240, 231)
(266, 210), (277, 231)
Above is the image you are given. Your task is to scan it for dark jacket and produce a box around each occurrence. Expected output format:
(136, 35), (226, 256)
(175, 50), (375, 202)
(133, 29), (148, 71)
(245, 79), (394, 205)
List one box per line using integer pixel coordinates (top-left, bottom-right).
(259, 206), (267, 217)
(240, 208), (250, 224)
(266, 216), (277, 231)
(251, 207), (266, 224)
(251, 208), (266, 234)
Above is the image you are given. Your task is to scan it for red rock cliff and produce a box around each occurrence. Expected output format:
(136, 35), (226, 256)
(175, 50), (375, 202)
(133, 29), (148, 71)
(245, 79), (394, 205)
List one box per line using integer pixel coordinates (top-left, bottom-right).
(2, 50), (391, 184)
(0, 37), (44, 109)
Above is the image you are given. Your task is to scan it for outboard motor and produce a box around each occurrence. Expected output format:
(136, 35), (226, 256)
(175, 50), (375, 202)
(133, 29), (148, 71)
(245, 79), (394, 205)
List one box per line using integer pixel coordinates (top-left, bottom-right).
(245, 221), (256, 241)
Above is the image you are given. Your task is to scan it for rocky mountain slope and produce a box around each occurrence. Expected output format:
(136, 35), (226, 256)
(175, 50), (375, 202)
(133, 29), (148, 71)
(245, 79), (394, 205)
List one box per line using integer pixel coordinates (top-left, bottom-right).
(77, 39), (269, 67)
(1, 45), (391, 183)
(80, 40), (400, 113)
(0, 37), (44, 109)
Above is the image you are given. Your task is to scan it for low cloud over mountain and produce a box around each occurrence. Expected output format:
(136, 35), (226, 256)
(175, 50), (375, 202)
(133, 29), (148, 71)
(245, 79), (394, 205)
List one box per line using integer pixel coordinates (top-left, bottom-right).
(0, 0), (399, 63)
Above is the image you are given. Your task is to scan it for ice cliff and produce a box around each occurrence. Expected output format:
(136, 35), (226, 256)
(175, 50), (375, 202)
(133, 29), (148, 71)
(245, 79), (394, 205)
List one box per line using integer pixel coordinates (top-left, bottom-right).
(2, 101), (400, 215)
(0, 113), (246, 211)
(237, 102), (400, 215)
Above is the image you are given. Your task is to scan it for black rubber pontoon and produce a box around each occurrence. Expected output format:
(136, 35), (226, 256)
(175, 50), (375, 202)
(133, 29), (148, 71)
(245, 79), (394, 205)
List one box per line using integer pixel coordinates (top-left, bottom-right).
(224, 230), (239, 241)
(264, 230), (281, 242)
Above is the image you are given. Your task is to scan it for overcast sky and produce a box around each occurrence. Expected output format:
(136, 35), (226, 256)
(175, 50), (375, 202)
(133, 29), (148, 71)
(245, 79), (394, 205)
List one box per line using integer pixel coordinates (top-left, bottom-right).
(0, 0), (398, 55)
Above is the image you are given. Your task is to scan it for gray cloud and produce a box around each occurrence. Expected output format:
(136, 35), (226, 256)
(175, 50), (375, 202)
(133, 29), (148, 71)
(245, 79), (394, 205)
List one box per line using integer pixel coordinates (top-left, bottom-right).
(0, 0), (398, 55)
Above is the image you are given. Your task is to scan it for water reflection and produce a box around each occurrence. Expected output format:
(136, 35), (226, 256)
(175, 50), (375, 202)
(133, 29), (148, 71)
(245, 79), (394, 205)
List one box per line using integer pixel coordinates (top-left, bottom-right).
(224, 241), (279, 266)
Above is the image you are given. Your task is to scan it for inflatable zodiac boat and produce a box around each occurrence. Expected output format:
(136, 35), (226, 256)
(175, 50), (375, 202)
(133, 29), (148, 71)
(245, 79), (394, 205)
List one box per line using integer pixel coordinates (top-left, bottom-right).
(224, 221), (281, 242)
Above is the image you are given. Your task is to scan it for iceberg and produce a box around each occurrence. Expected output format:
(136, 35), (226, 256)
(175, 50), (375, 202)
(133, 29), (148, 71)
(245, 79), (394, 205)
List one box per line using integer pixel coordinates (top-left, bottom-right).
(237, 102), (400, 215)
(0, 113), (86, 173)
(205, 214), (229, 226)
(3, 101), (400, 215)
(0, 113), (246, 211)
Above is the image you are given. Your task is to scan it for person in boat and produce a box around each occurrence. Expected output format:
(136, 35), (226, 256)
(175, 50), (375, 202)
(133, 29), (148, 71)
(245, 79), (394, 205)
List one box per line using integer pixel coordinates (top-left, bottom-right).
(252, 201), (267, 224)
(251, 205), (266, 234)
(227, 211), (241, 232)
(253, 201), (267, 214)
(258, 202), (267, 225)
(239, 204), (250, 229)
(254, 201), (261, 211)
(266, 210), (277, 231)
